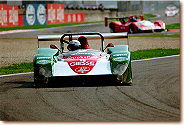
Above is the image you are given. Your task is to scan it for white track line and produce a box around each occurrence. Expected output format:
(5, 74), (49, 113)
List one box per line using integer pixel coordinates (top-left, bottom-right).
(0, 23), (103, 34)
(0, 55), (180, 78)
(0, 29), (36, 34)
(132, 55), (180, 62)
(0, 72), (33, 78)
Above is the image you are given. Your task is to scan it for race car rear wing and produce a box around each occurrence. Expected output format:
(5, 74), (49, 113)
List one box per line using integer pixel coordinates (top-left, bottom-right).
(37, 32), (128, 52)
(105, 17), (128, 27)
(38, 32), (128, 41)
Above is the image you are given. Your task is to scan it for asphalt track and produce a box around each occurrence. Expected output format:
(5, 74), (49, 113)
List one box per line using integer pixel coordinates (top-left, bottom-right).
(0, 56), (180, 121)
(0, 13), (180, 122)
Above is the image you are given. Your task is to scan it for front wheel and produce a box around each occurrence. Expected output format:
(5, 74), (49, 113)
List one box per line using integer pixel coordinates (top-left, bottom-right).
(34, 77), (49, 88)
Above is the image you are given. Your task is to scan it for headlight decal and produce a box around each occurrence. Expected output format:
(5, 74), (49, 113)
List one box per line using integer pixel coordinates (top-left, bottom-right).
(36, 60), (51, 64)
(112, 57), (128, 62)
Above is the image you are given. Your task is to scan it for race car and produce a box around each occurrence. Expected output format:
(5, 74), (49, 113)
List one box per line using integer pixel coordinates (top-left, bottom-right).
(165, 5), (179, 17)
(105, 15), (166, 33)
(34, 32), (132, 87)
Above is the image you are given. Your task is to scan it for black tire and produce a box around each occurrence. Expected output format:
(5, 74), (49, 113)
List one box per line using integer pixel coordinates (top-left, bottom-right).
(34, 77), (49, 88)
(129, 25), (135, 34)
(109, 23), (115, 33)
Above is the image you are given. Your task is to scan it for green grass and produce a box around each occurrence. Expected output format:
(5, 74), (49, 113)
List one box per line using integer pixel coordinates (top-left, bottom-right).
(166, 23), (180, 29)
(0, 63), (33, 75)
(143, 14), (157, 19)
(130, 33), (180, 38)
(0, 21), (104, 31)
(0, 48), (180, 75)
(131, 48), (180, 60)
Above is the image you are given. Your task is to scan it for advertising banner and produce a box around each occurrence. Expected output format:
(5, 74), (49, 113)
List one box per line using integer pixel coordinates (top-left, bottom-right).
(76, 13), (84, 23)
(0, 4), (21, 27)
(23, 4), (47, 25)
(65, 13), (84, 23)
(47, 4), (65, 24)
(65, 13), (73, 23)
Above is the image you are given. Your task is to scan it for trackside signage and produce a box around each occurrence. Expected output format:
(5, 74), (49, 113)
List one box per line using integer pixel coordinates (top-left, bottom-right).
(0, 4), (23, 27)
(47, 4), (65, 24)
(0, 3), (84, 27)
(23, 4), (47, 25)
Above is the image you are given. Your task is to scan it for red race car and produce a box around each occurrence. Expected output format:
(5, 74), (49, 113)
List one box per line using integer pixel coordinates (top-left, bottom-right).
(105, 15), (166, 33)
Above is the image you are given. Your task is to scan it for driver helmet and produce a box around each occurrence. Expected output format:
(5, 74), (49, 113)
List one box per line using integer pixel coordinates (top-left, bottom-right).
(67, 40), (81, 51)
(132, 16), (137, 22)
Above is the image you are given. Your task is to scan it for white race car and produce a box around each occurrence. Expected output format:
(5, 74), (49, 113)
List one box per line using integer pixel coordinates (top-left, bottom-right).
(165, 5), (179, 17)
(34, 32), (132, 87)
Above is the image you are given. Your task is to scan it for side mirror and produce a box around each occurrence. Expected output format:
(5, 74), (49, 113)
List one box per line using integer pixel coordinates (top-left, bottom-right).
(50, 44), (59, 49)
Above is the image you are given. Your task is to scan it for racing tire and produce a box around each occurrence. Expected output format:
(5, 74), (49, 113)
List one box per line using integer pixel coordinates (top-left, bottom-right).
(110, 28), (114, 33)
(34, 77), (49, 88)
(117, 68), (132, 86)
(109, 24), (115, 33)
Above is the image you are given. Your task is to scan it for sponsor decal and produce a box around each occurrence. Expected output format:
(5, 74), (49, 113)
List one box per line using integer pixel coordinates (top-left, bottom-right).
(37, 57), (51, 60)
(47, 4), (65, 24)
(77, 14), (81, 22)
(37, 4), (46, 25)
(24, 4), (47, 25)
(112, 57), (128, 62)
(26, 4), (36, 25)
(47, 4), (55, 23)
(9, 6), (18, 25)
(113, 54), (128, 57)
(0, 4), (21, 27)
(36, 60), (51, 64)
(0, 7), (7, 26)
(75, 67), (91, 74)
(57, 6), (64, 22)
(65, 56), (101, 74)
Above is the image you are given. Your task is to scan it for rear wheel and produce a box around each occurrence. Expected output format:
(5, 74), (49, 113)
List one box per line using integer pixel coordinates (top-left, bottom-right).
(109, 24), (115, 33)
(129, 25), (135, 34)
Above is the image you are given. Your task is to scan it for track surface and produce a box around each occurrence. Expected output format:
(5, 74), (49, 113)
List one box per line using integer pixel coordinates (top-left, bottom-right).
(0, 12), (180, 121)
(0, 56), (180, 121)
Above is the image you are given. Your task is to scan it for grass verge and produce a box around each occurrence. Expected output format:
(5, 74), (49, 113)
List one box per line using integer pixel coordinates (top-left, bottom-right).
(0, 48), (180, 75)
(131, 48), (179, 60)
(143, 14), (157, 19)
(166, 23), (180, 30)
(0, 63), (33, 75)
(130, 34), (180, 38)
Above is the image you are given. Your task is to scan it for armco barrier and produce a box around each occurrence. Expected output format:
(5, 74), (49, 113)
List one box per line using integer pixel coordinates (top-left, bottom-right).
(47, 4), (65, 24)
(23, 4), (47, 25)
(0, 4), (23, 27)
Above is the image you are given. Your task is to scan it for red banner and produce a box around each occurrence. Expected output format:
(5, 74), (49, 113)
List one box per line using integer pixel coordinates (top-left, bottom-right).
(76, 13), (84, 22)
(47, 4), (65, 24)
(65, 13), (84, 23)
(0, 4), (22, 27)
